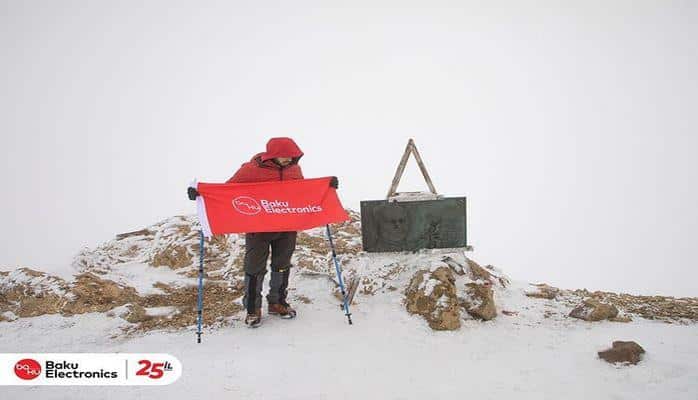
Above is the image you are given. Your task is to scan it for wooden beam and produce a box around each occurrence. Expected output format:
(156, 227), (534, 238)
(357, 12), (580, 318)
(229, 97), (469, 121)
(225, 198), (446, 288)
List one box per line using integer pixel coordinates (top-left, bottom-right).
(386, 139), (413, 198)
(410, 140), (438, 195)
(386, 138), (438, 199)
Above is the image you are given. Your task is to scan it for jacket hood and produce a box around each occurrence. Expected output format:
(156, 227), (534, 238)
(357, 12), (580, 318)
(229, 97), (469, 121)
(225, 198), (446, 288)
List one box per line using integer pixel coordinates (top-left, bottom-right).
(259, 137), (304, 162)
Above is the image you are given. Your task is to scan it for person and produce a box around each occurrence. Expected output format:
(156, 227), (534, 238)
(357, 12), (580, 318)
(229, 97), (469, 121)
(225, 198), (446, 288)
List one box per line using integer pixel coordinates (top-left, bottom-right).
(188, 137), (338, 328)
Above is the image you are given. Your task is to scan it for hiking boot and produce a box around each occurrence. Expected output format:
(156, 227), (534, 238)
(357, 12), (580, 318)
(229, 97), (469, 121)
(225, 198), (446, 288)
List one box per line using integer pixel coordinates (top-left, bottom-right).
(268, 301), (297, 319)
(244, 308), (262, 328)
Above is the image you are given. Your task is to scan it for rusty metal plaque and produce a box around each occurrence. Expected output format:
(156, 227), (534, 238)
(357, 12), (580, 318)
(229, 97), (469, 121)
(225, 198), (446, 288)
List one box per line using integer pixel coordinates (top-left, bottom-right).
(360, 197), (467, 252)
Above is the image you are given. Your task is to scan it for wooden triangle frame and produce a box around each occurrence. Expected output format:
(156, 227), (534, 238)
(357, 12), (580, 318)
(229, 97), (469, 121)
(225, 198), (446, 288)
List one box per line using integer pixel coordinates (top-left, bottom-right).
(386, 138), (438, 199)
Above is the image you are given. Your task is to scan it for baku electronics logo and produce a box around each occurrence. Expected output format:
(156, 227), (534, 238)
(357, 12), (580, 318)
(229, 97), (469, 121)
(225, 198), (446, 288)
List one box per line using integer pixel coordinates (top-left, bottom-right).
(14, 359), (41, 380)
(2, 353), (181, 386)
(232, 196), (323, 215)
(232, 196), (262, 215)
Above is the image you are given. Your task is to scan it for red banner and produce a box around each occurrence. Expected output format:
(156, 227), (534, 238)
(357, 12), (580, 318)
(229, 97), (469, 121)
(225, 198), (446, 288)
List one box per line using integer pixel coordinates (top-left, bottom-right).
(195, 177), (349, 236)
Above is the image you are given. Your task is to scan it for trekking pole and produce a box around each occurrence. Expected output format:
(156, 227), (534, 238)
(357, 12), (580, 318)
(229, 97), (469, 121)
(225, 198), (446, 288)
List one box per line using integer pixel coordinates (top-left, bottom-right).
(326, 224), (353, 325)
(196, 229), (205, 343)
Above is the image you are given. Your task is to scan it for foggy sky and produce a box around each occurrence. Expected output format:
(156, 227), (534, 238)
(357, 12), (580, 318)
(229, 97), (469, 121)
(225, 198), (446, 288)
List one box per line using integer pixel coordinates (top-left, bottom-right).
(1, 1), (696, 296)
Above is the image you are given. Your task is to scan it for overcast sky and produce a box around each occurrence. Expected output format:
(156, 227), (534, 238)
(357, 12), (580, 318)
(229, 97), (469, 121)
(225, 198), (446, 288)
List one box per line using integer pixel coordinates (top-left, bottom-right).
(1, 1), (696, 296)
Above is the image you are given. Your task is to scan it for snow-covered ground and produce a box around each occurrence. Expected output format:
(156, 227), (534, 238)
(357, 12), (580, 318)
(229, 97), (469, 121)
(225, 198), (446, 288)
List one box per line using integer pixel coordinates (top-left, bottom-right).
(2, 273), (696, 400)
(1, 215), (696, 399)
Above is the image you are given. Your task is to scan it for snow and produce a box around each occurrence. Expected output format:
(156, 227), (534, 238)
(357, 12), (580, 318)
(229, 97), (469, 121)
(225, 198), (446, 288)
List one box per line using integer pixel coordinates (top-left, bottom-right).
(1, 283), (696, 400)
(145, 306), (178, 317)
(1, 216), (696, 399)
(420, 277), (439, 296)
(1, 311), (17, 321)
(435, 293), (451, 308)
(0, 268), (67, 296)
(96, 262), (197, 295)
(388, 191), (443, 202)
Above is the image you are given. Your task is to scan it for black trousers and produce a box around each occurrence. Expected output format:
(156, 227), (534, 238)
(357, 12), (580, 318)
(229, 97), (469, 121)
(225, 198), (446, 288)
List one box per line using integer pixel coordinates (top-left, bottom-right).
(242, 231), (297, 313)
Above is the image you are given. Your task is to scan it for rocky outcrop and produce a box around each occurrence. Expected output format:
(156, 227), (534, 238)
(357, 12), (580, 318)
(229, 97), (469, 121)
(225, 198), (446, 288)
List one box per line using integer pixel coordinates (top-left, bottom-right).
(609, 315), (633, 323)
(526, 283), (560, 300)
(3, 210), (698, 340)
(465, 257), (510, 288)
(461, 282), (497, 321)
(598, 341), (645, 365)
(405, 267), (461, 331)
(465, 258), (492, 282)
(0, 268), (69, 318)
(62, 272), (141, 315)
(569, 298), (619, 321)
(572, 289), (698, 323)
(441, 256), (465, 276)
(1, 266), (243, 334)
(123, 304), (149, 323)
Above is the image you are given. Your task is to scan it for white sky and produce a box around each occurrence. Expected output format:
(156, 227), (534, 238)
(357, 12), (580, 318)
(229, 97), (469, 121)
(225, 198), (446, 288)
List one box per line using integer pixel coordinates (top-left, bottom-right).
(1, 1), (696, 296)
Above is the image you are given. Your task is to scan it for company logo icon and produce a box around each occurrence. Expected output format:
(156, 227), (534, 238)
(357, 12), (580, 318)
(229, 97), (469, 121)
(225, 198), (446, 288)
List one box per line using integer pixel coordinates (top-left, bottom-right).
(232, 196), (262, 215)
(14, 359), (41, 380)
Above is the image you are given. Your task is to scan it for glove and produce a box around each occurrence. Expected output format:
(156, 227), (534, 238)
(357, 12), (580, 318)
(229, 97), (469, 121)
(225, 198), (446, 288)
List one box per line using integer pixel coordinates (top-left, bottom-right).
(329, 176), (339, 189)
(188, 187), (199, 201)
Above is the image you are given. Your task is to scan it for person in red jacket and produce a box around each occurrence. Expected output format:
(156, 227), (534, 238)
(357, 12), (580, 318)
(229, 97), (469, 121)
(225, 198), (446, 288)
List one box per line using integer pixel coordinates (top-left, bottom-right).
(227, 137), (306, 183)
(229, 137), (305, 327)
(190, 137), (338, 328)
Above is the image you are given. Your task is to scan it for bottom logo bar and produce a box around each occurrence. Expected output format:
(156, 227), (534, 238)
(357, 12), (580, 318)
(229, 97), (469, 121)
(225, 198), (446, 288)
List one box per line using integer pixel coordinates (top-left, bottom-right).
(0, 354), (182, 386)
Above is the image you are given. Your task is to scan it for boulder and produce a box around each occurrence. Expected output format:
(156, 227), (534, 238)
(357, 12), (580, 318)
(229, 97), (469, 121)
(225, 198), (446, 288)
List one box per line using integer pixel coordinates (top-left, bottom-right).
(465, 258), (492, 282)
(461, 282), (497, 320)
(569, 298), (619, 321)
(441, 256), (465, 276)
(598, 341), (645, 365)
(465, 258), (510, 287)
(405, 267), (461, 331)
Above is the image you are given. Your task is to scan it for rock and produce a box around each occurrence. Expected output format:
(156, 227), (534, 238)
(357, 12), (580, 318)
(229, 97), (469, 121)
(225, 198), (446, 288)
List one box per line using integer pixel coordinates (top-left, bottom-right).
(0, 311), (18, 322)
(462, 282), (497, 320)
(16, 293), (66, 318)
(598, 341), (645, 365)
(150, 244), (191, 269)
(569, 298), (619, 321)
(610, 315), (633, 323)
(525, 283), (560, 300)
(465, 257), (492, 282)
(62, 273), (140, 315)
(123, 304), (149, 323)
(115, 228), (152, 240)
(441, 256), (465, 276)
(295, 295), (312, 304)
(405, 267), (461, 331)
(570, 289), (698, 323)
(0, 268), (69, 318)
(465, 258), (510, 288)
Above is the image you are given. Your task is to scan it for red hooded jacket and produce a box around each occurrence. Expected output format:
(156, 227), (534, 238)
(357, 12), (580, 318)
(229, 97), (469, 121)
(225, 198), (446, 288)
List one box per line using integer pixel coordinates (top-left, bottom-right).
(227, 137), (305, 183)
